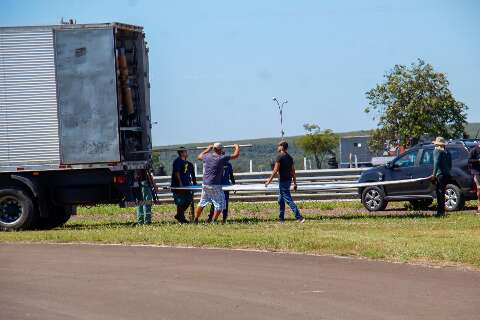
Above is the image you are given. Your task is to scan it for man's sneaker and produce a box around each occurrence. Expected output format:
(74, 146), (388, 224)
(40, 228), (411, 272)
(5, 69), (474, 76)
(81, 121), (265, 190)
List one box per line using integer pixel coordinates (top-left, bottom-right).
(296, 217), (306, 223)
(278, 220), (285, 224)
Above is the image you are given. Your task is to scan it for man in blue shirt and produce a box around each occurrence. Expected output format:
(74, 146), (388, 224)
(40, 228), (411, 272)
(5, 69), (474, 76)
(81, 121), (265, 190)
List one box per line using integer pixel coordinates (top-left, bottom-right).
(194, 143), (240, 224)
(171, 147), (196, 223)
(208, 152), (236, 223)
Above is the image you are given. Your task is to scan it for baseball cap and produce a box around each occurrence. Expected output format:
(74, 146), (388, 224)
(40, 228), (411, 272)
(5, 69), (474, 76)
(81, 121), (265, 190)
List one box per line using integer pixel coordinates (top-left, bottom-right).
(213, 142), (223, 150)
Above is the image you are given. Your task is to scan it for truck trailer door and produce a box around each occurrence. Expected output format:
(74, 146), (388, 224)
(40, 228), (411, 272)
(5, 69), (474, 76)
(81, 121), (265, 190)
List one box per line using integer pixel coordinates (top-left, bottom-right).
(54, 28), (120, 164)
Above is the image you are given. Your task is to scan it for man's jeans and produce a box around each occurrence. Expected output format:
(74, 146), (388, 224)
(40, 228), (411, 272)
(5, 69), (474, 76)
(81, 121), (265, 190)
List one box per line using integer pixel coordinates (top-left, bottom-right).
(278, 181), (302, 221)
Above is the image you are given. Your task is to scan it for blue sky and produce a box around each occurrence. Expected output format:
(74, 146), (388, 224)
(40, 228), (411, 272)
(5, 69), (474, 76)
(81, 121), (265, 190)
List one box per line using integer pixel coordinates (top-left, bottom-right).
(2, 0), (479, 146)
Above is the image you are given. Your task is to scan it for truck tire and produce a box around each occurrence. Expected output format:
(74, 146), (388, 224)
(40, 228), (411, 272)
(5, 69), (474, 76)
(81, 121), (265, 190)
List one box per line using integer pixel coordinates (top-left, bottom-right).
(409, 199), (434, 210)
(0, 187), (37, 231)
(37, 205), (72, 230)
(362, 186), (388, 211)
(445, 184), (465, 212)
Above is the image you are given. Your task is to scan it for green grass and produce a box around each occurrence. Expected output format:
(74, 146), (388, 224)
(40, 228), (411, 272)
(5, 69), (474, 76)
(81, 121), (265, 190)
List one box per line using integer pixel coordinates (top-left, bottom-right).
(1, 201), (479, 269)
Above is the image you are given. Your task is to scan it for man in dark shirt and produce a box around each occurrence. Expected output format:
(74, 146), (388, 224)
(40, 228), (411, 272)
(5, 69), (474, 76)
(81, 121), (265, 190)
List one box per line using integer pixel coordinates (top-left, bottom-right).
(431, 137), (452, 217)
(468, 141), (480, 214)
(194, 143), (240, 224)
(265, 141), (305, 223)
(171, 147), (195, 223)
(208, 153), (236, 223)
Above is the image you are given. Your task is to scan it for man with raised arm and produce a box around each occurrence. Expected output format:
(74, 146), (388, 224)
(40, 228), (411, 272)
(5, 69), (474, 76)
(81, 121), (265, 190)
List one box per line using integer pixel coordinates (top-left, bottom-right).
(194, 143), (240, 224)
(207, 151), (236, 224)
(265, 141), (305, 223)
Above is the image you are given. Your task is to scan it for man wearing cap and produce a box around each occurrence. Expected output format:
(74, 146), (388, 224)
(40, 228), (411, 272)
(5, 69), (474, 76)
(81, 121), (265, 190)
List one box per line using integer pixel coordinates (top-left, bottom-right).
(171, 147), (196, 223)
(431, 137), (452, 217)
(194, 143), (240, 223)
(207, 150), (236, 223)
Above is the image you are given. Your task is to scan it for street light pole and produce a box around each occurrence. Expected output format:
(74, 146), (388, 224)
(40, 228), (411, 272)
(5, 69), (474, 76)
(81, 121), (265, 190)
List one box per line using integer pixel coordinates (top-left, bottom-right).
(272, 97), (288, 139)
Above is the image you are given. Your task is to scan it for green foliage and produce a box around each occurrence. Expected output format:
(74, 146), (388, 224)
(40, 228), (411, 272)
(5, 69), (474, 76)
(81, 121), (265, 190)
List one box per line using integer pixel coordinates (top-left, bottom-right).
(151, 153), (167, 176)
(296, 124), (338, 168)
(365, 59), (468, 152)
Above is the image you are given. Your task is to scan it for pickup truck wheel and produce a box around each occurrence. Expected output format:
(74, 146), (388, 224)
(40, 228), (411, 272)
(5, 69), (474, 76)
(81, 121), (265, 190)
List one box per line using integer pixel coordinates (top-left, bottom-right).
(0, 187), (37, 231)
(409, 199), (434, 210)
(37, 205), (72, 230)
(445, 184), (465, 211)
(362, 186), (388, 211)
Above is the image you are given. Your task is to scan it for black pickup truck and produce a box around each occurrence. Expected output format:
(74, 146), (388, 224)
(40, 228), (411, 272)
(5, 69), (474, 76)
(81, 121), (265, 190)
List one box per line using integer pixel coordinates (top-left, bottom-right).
(358, 141), (476, 211)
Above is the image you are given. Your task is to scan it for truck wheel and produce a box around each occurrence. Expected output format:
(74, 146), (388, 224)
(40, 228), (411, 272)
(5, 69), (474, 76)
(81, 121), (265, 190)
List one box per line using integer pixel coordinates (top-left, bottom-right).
(362, 186), (388, 211)
(409, 199), (433, 210)
(37, 205), (72, 230)
(445, 184), (465, 211)
(0, 187), (37, 231)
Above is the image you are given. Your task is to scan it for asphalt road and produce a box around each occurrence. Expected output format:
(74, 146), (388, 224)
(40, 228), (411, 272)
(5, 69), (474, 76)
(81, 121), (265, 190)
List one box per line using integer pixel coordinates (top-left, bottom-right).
(1, 243), (479, 320)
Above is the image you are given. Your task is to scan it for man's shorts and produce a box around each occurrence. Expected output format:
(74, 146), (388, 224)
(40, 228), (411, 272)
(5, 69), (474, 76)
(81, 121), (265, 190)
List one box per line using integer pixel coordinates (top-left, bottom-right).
(173, 191), (193, 208)
(474, 174), (480, 188)
(199, 185), (225, 211)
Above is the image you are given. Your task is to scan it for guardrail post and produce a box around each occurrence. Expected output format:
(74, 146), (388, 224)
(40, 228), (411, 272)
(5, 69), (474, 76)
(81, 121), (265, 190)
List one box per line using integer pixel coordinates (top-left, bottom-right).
(304, 157), (307, 171)
(249, 160), (253, 173)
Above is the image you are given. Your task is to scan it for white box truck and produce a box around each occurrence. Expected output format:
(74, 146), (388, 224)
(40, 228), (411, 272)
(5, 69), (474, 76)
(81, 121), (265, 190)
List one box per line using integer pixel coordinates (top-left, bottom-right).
(0, 22), (154, 230)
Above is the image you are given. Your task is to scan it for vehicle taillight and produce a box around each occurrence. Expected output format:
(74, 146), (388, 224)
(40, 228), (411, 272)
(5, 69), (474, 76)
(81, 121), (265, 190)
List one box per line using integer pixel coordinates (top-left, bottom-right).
(113, 175), (126, 184)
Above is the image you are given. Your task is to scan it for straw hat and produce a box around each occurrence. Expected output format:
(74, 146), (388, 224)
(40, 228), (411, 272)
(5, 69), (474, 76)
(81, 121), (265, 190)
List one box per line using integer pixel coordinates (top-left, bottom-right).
(432, 137), (446, 146)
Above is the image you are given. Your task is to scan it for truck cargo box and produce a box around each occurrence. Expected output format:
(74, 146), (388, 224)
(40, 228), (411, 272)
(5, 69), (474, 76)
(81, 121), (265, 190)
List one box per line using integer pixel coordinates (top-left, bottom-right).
(0, 22), (152, 171)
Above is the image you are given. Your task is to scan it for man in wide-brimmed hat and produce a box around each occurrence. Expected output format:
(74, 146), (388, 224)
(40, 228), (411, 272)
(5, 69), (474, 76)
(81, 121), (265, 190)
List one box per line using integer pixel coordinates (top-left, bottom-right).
(431, 137), (452, 217)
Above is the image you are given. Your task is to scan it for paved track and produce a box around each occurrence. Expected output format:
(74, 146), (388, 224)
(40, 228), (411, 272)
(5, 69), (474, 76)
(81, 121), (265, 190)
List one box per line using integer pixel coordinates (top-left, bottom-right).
(1, 243), (479, 320)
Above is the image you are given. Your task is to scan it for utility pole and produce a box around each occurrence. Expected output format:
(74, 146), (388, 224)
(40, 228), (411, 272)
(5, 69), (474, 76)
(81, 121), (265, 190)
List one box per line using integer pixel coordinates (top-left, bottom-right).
(272, 97), (288, 139)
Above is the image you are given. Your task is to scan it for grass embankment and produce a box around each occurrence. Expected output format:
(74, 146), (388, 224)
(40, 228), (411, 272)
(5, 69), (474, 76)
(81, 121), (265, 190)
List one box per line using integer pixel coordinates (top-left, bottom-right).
(1, 201), (479, 269)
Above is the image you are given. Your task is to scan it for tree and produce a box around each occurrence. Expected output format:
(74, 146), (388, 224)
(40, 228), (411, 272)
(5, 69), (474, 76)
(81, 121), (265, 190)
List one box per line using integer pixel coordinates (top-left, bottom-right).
(151, 153), (167, 176)
(364, 59), (468, 152)
(297, 124), (338, 169)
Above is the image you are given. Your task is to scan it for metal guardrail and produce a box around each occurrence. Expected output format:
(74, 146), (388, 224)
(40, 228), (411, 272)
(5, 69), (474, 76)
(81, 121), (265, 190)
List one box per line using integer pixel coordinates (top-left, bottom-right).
(154, 168), (368, 203)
